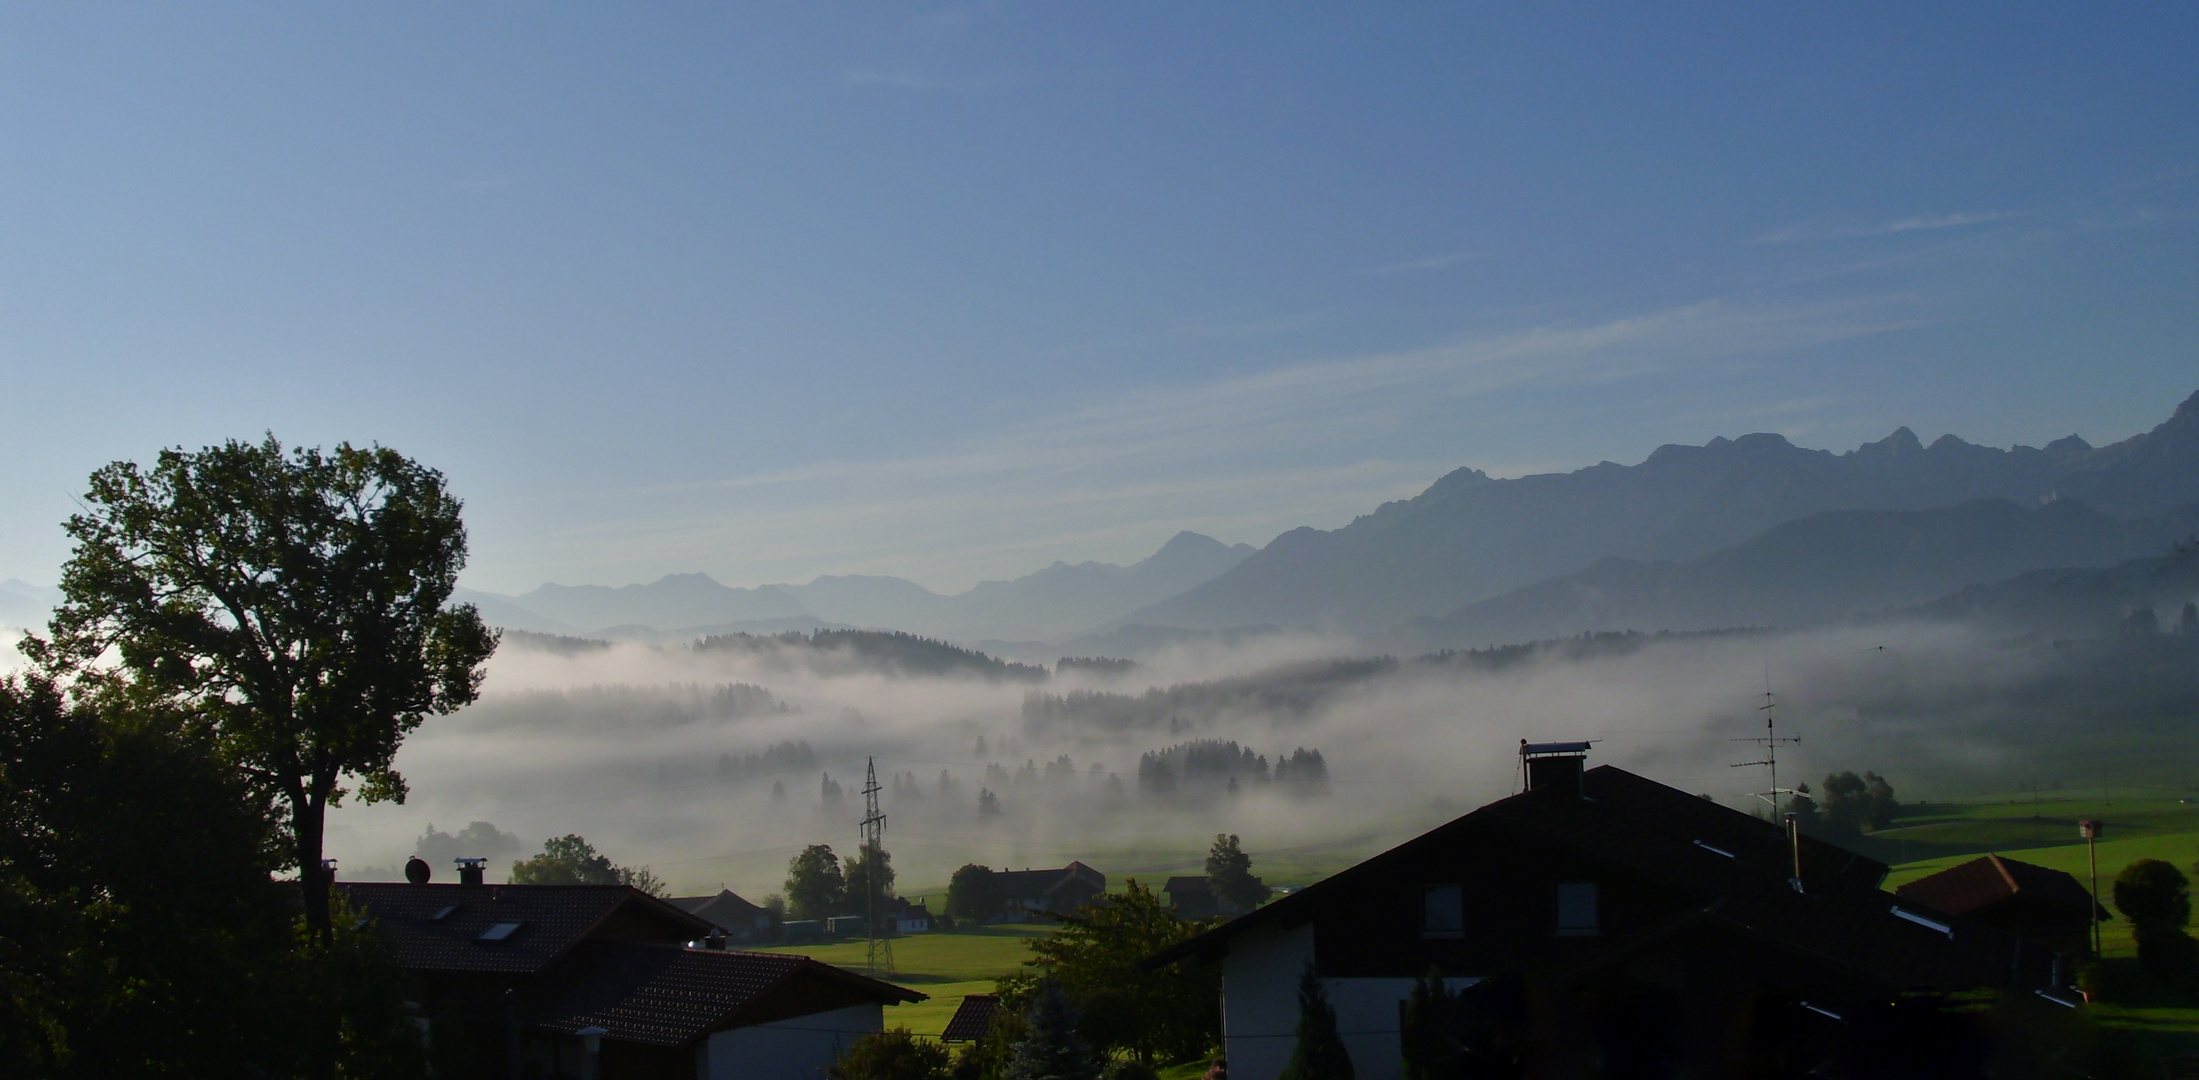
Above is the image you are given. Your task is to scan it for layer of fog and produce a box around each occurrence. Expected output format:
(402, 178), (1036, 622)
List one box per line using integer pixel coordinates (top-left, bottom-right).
(324, 621), (2075, 900)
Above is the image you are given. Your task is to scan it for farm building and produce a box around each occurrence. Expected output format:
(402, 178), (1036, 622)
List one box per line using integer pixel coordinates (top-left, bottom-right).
(997, 861), (1107, 919)
(339, 878), (922, 1079)
(668, 889), (773, 942)
(1895, 853), (2110, 956)
(1164, 876), (1222, 920)
(1145, 747), (2072, 1080)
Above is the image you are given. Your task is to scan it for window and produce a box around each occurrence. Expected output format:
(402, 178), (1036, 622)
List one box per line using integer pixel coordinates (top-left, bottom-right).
(1554, 883), (1598, 937)
(478, 921), (526, 942)
(1422, 884), (1463, 937)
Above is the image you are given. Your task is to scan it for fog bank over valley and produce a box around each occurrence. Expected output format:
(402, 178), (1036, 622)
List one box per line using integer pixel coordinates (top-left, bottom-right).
(324, 617), (2198, 898)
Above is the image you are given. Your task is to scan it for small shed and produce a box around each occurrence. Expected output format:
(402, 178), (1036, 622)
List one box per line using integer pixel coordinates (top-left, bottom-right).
(1895, 853), (2110, 955)
(1163, 876), (1221, 920)
(941, 994), (1001, 1043)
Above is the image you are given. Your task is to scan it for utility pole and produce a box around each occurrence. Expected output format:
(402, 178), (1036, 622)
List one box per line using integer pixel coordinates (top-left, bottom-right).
(860, 757), (895, 976)
(2080, 820), (2105, 957)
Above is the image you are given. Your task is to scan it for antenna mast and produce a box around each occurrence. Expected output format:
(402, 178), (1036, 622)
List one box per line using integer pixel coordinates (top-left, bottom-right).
(1730, 685), (1802, 810)
(860, 757), (895, 976)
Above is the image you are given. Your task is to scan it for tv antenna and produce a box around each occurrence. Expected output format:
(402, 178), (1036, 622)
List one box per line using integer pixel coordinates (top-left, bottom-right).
(859, 757), (896, 976)
(1730, 679), (1802, 810)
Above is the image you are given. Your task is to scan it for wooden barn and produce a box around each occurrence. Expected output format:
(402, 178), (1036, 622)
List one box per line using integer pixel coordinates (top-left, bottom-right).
(1895, 853), (2110, 956)
(339, 879), (922, 1079)
(1145, 746), (2073, 1080)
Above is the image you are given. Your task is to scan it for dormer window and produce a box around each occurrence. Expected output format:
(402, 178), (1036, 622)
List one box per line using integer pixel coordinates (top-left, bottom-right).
(478, 921), (526, 942)
(1422, 884), (1464, 937)
(1555, 883), (1598, 937)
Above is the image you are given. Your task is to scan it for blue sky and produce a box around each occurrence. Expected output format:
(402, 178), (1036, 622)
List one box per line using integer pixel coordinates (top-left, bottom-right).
(1, 4), (2193, 594)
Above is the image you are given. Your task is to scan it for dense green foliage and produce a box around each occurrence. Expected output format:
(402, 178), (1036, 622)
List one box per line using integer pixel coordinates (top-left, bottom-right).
(947, 863), (1008, 922)
(1010, 881), (1219, 1065)
(828, 1027), (952, 1080)
(1819, 771), (1899, 834)
(0, 678), (422, 1078)
(1003, 982), (1101, 1080)
(508, 834), (665, 895)
(2115, 858), (2199, 985)
(1278, 964), (1354, 1080)
(29, 437), (498, 939)
(787, 843), (847, 919)
(1204, 834), (1271, 915)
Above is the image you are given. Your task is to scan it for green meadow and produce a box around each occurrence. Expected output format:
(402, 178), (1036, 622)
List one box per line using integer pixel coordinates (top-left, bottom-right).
(750, 924), (1050, 1036)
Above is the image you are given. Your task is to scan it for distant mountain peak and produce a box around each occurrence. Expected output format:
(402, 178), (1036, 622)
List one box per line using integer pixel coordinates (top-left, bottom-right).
(1854, 427), (1923, 457)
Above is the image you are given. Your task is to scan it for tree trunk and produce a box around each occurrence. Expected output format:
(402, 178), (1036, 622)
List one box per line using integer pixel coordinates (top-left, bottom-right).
(294, 790), (331, 944)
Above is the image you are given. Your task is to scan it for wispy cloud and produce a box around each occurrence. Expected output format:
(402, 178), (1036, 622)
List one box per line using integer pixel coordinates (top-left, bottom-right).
(474, 296), (1919, 593)
(1353, 250), (1486, 276)
(1754, 211), (2020, 244)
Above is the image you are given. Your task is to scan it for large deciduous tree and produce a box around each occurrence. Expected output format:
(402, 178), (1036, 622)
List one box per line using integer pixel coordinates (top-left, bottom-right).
(785, 844), (847, 920)
(29, 437), (497, 941)
(1205, 833), (1271, 915)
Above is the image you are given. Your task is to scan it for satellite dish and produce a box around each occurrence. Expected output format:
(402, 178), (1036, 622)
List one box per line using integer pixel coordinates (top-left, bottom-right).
(405, 857), (432, 885)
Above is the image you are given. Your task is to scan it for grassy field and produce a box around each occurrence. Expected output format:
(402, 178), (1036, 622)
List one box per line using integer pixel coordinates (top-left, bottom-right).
(750, 924), (1049, 1036)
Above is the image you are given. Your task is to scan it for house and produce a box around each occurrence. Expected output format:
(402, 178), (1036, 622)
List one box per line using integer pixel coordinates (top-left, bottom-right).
(1163, 876), (1222, 920)
(886, 896), (933, 934)
(1895, 853), (2111, 956)
(1144, 746), (2069, 1080)
(668, 890), (773, 943)
(940, 994), (1000, 1043)
(339, 880), (923, 1079)
(996, 861), (1107, 919)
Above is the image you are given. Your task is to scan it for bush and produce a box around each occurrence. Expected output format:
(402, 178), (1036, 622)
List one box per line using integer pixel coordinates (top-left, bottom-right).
(2113, 859), (2191, 930)
(830, 1027), (951, 1080)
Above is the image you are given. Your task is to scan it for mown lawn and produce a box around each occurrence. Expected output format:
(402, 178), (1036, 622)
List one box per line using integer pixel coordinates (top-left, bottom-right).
(749, 924), (1047, 1036)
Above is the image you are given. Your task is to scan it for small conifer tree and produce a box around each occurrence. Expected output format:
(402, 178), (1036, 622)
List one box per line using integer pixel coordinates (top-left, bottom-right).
(1004, 981), (1100, 1080)
(1278, 963), (1353, 1080)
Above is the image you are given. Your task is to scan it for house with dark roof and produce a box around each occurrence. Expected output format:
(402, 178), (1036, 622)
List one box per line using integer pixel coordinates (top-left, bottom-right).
(339, 880), (922, 1079)
(1163, 876), (1222, 920)
(1895, 853), (2111, 956)
(940, 994), (1000, 1043)
(1144, 748), (2073, 1080)
(996, 861), (1106, 920)
(669, 890), (773, 943)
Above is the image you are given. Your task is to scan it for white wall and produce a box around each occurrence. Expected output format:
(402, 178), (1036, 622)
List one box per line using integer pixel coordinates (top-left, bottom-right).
(700, 1003), (883, 1080)
(1219, 923), (1478, 1080)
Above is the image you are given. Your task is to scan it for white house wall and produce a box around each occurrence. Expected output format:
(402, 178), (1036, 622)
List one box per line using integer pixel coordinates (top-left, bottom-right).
(1220, 922), (1478, 1080)
(700, 1003), (883, 1080)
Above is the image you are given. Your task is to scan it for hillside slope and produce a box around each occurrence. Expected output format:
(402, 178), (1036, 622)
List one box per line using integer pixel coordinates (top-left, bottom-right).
(1407, 498), (2199, 648)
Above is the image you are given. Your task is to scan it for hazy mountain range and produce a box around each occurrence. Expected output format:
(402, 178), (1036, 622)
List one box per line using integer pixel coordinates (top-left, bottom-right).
(1125, 388), (2199, 632)
(454, 530), (1256, 642)
(10, 389), (2196, 653)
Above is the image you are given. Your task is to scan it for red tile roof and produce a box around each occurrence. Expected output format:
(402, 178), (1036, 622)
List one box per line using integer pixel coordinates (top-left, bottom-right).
(1895, 854), (2110, 920)
(337, 882), (711, 974)
(525, 943), (926, 1047)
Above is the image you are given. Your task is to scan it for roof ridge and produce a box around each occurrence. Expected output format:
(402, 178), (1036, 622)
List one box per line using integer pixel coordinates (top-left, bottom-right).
(1989, 853), (2021, 895)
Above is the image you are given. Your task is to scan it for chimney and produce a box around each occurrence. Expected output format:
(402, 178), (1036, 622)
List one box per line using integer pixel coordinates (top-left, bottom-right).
(1520, 740), (1592, 795)
(1785, 813), (1804, 893)
(456, 857), (487, 887)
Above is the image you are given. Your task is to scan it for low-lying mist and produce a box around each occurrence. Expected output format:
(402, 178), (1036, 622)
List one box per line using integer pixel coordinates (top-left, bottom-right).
(320, 621), (2199, 899)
